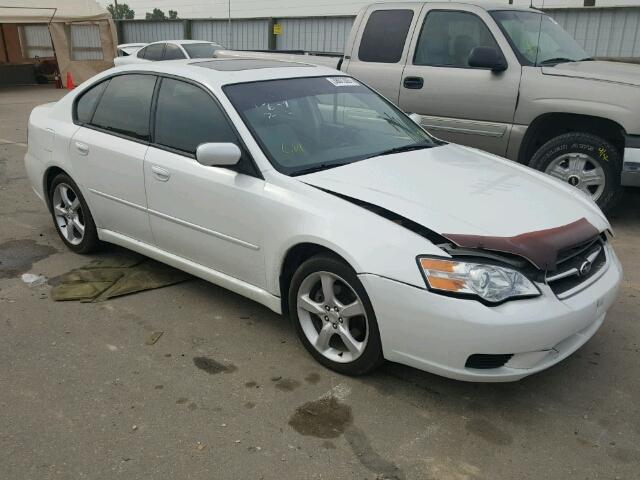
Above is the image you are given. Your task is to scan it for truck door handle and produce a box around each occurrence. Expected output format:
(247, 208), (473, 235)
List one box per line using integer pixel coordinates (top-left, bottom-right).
(74, 141), (89, 155)
(151, 165), (170, 182)
(403, 76), (424, 90)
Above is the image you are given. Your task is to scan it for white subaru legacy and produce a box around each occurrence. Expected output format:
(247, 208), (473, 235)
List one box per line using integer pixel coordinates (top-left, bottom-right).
(25, 59), (622, 381)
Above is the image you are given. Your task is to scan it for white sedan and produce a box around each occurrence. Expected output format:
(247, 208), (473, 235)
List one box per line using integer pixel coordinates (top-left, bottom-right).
(114, 40), (225, 66)
(25, 59), (622, 381)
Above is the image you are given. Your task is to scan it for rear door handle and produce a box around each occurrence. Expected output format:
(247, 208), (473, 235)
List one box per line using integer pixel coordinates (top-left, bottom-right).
(403, 76), (424, 90)
(74, 141), (89, 155)
(150, 165), (170, 182)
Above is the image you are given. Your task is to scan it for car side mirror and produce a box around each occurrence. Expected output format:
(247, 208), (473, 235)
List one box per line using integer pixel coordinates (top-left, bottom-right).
(195, 142), (242, 167)
(468, 46), (507, 72)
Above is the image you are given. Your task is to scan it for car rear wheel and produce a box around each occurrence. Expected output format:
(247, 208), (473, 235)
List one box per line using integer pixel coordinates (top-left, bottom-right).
(49, 173), (100, 254)
(529, 132), (623, 213)
(289, 254), (383, 375)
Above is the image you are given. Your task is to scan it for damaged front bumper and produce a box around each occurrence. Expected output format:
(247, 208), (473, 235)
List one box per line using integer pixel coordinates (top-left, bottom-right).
(358, 245), (622, 382)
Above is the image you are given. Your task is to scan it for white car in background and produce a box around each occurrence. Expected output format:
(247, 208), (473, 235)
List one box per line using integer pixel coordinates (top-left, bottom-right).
(116, 42), (147, 57)
(25, 59), (621, 381)
(114, 40), (225, 66)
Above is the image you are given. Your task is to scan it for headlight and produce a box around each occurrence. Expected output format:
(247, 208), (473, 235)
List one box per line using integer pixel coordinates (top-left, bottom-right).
(418, 257), (540, 304)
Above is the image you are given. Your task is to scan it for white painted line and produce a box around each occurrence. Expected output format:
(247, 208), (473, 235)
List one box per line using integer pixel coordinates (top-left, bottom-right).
(0, 137), (27, 148)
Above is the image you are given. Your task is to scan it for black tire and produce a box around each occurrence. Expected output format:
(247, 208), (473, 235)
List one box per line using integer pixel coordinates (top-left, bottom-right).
(48, 173), (101, 254)
(528, 132), (624, 213)
(288, 254), (384, 376)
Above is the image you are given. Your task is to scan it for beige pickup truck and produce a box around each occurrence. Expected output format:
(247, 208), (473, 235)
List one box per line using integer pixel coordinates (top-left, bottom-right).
(220, 2), (640, 212)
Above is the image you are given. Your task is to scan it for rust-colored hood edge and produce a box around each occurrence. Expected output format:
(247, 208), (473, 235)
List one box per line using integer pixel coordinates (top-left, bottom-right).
(442, 218), (601, 271)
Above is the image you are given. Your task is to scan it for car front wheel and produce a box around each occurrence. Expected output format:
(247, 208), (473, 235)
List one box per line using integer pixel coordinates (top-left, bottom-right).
(289, 254), (383, 376)
(529, 132), (623, 213)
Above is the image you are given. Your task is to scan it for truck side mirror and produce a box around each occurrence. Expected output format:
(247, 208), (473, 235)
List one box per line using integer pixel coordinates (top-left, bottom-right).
(468, 47), (507, 72)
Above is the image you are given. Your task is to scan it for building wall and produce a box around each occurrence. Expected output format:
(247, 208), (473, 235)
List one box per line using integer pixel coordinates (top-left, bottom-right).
(116, 5), (640, 58)
(192, 18), (269, 50)
(100, 0), (640, 19)
(276, 17), (354, 52)
(122, 20), (185, 43)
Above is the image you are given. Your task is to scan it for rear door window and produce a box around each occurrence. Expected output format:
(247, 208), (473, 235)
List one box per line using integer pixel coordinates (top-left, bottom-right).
(90, 74), (156, 141)
(358, 9), (414, 63)
(75, 80), (109, 124)
(163, 43), (186, 60)
(142, 43), (165, 61)
(153, 78), (238, 154)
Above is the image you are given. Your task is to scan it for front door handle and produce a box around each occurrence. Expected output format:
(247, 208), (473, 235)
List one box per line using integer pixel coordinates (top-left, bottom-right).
(151, 165), (170, 182)
(403, 76), (424, 90)
(74, 141), (89, 155)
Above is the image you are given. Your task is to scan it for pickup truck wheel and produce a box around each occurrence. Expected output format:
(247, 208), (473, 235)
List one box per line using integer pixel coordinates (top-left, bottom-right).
(49, 173), (100, 254)
(529, 132), (623, 213)
(289, 254), (384, 376)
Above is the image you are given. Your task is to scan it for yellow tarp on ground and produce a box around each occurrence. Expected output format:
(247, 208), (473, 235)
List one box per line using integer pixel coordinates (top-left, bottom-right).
(50, 253), (192, 302)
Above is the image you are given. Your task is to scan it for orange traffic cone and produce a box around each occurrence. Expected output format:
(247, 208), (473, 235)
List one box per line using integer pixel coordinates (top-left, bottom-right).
(65, 71), (75, 90)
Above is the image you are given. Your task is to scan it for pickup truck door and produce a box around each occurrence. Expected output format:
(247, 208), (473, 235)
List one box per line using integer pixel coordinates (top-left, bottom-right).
(343, 4), (422, 104)
(398, 5), (521, 156)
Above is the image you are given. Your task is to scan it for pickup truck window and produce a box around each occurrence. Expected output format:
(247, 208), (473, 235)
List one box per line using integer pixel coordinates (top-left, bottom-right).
(224, 76), (436, 175)
(491, 11), (590, 66)
(358, 9), (414, 63)
(414, 10), (500, 68)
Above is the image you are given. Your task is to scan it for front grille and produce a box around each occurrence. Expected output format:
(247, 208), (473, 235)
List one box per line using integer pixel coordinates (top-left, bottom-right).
(465, 354), (513, 369)
(546, 238), (607, 298)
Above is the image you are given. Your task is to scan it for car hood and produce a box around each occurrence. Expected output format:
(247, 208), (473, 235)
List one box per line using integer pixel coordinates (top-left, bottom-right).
(542, 60), (640, 87)
(299, 144), (609, 268)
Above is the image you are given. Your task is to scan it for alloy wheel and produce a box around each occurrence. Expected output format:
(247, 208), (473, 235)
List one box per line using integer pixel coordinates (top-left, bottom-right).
(52, 183), (85, 246)
(545, 152), (606, 201)
(296, 271), (369, 363)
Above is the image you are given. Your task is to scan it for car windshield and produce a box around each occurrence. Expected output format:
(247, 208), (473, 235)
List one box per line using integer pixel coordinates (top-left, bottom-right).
(223, 76), (437, 175)
(183, 43), (223, 58)
(491, 11), (590, 66)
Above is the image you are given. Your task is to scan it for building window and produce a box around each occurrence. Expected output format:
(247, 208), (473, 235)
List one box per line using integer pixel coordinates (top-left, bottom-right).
(70, 24), (104, 61)
(19, 25), (54, 58)
(584, 0), (595, 5)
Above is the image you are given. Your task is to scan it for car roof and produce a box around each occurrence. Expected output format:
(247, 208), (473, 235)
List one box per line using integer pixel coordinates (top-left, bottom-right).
(111, 58), (339, 88)
(148, 39), (223, 46)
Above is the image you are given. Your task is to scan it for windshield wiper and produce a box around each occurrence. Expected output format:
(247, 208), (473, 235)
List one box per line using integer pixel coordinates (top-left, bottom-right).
(291, 162), (351, 176)
(539, 56), (592, 66)
(368, 142), (432, 159)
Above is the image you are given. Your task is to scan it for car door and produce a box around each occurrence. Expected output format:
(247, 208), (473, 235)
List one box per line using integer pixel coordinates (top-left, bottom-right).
(69, 73), (156, 244)
(144, 77), (267, 287)
(398, 6), (521, 156)
(345, 5), (421, 104)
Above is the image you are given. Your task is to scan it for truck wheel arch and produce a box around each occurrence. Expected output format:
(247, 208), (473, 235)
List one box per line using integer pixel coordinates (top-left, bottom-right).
(518, 113), (626, 165)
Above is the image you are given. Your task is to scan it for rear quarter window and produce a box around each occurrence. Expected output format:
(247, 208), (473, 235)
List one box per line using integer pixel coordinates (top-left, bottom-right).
(75, 80), (109, 124)
(358, 9), (414, 63)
